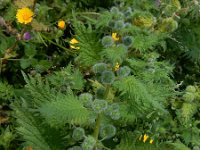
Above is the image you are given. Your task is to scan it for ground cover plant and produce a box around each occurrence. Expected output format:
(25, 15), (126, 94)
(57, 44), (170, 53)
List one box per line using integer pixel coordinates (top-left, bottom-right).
(0, 0), (200, 150)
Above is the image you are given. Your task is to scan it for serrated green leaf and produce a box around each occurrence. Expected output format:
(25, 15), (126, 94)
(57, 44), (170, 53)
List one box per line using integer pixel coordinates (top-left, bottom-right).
(39, 94), (92, 127)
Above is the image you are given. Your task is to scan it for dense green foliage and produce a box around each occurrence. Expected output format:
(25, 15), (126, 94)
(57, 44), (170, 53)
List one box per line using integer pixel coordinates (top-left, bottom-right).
(1, 0), (200, 150)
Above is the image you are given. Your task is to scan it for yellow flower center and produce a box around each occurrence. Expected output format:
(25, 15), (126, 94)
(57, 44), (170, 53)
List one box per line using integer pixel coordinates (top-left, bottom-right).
(22, 13), (31, 21)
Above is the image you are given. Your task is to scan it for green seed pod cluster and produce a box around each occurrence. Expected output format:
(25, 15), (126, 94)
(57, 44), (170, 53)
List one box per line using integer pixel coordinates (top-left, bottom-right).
(183, 92), (195, 102)
(92, 99), (108, 113)
(158, 17), (178, 33)
(72, 127), (85, 141)
(95, 87), (106, 99)
(114, 20), (125, 30)
(122, 36), (133, 47)
(179, 102), (196, 124)
(101, 71), (115, 85)
(123, 7), (133, 19)
(92, 63), (107, 74)
(105, 103), (120, 120)
(183, 85), (197, 102)
(110, 7), (119, 14)
(100, 124), (116, 139)
(81, 136), (96, 150)
(108, 20), (115, 28)
(110, 109), (120, 120)
(186, 85), (196, 93)
(124, 22), (132, 28)
(133, 12), (156, 28)
(102, 36), (114, 48)
(117, 66), (131, 78)
(79, 93), (93, 108)
(193, 146), (200, 150)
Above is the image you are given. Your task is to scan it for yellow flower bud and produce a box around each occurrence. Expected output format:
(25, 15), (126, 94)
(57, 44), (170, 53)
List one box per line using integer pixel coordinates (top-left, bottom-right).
(58, 20), (65, 29)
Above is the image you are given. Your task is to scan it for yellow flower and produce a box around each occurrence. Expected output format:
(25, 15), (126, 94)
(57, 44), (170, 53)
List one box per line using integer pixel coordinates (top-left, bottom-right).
(58, 20), (65, 29)
(114, 62), (120, 71)
(70, 38), (80, 49)
(16, 7), (34, 24)
(143, 134), (149, 143)
(112, 32), (119, 41)
(150, 139), (153, 144)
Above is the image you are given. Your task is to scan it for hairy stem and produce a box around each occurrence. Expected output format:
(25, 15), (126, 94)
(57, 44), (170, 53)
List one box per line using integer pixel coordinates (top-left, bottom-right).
(93, 114), (102, 140)
(93, 85), (110, 145)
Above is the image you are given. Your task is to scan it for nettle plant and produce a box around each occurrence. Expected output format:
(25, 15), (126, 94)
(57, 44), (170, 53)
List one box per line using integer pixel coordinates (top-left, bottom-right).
(11, 2), (180, 150)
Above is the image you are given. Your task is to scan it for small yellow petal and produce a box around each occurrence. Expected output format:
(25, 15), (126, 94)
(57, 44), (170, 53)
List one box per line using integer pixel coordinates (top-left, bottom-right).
(112, 32), (119, 41)
(114, 62), (120, 71)
(58, 20), (65, 29)
(70, 45), (80, 49)
(70, 38), (79, 44)
(150, 139), (153, 144)
(70, 38), (79, 49)
(143, 134), (149, 143)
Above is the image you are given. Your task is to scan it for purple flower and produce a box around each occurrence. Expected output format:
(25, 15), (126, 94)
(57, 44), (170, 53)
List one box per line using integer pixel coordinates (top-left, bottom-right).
(23, 32), (31, 40)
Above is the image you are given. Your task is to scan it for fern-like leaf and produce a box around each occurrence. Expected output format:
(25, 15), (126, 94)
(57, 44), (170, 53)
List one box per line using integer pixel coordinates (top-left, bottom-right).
(73, 19), (102, 67)
(38, 93), (92, 127)
(22, 71), (54, 105)
(114, 76), (165, 115)
(13, 103), (65, 150)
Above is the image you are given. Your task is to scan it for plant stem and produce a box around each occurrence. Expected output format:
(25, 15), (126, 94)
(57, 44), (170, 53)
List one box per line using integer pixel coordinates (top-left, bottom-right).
(40, 34), (78, 55)
(93, 114), (102, 140)
(78, 12), (100, 16)
(93, 85), (110, 146)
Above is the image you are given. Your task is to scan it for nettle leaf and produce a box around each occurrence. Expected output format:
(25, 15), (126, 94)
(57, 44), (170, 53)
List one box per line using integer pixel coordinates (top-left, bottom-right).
(20, 59), (31, 69)
(34, 60), (52, 73)
(14, 0), (34, 8)
(101, 44), (127, 63)
(13, 104), (65, 150)
(24, 43), (37, 58)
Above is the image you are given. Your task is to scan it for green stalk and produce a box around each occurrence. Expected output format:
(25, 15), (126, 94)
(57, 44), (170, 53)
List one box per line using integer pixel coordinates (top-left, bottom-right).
(93, 114), (102, 140)
(93, 85), (110, 144)
(40, 34), (78, 55)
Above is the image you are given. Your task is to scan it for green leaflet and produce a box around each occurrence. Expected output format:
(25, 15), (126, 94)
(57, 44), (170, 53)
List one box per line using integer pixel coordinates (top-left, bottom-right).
(13, 104), (65, 150)
(73, 19), (102, 68)
(114, 76), (165, 114)
(38, 94), (92, 127)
